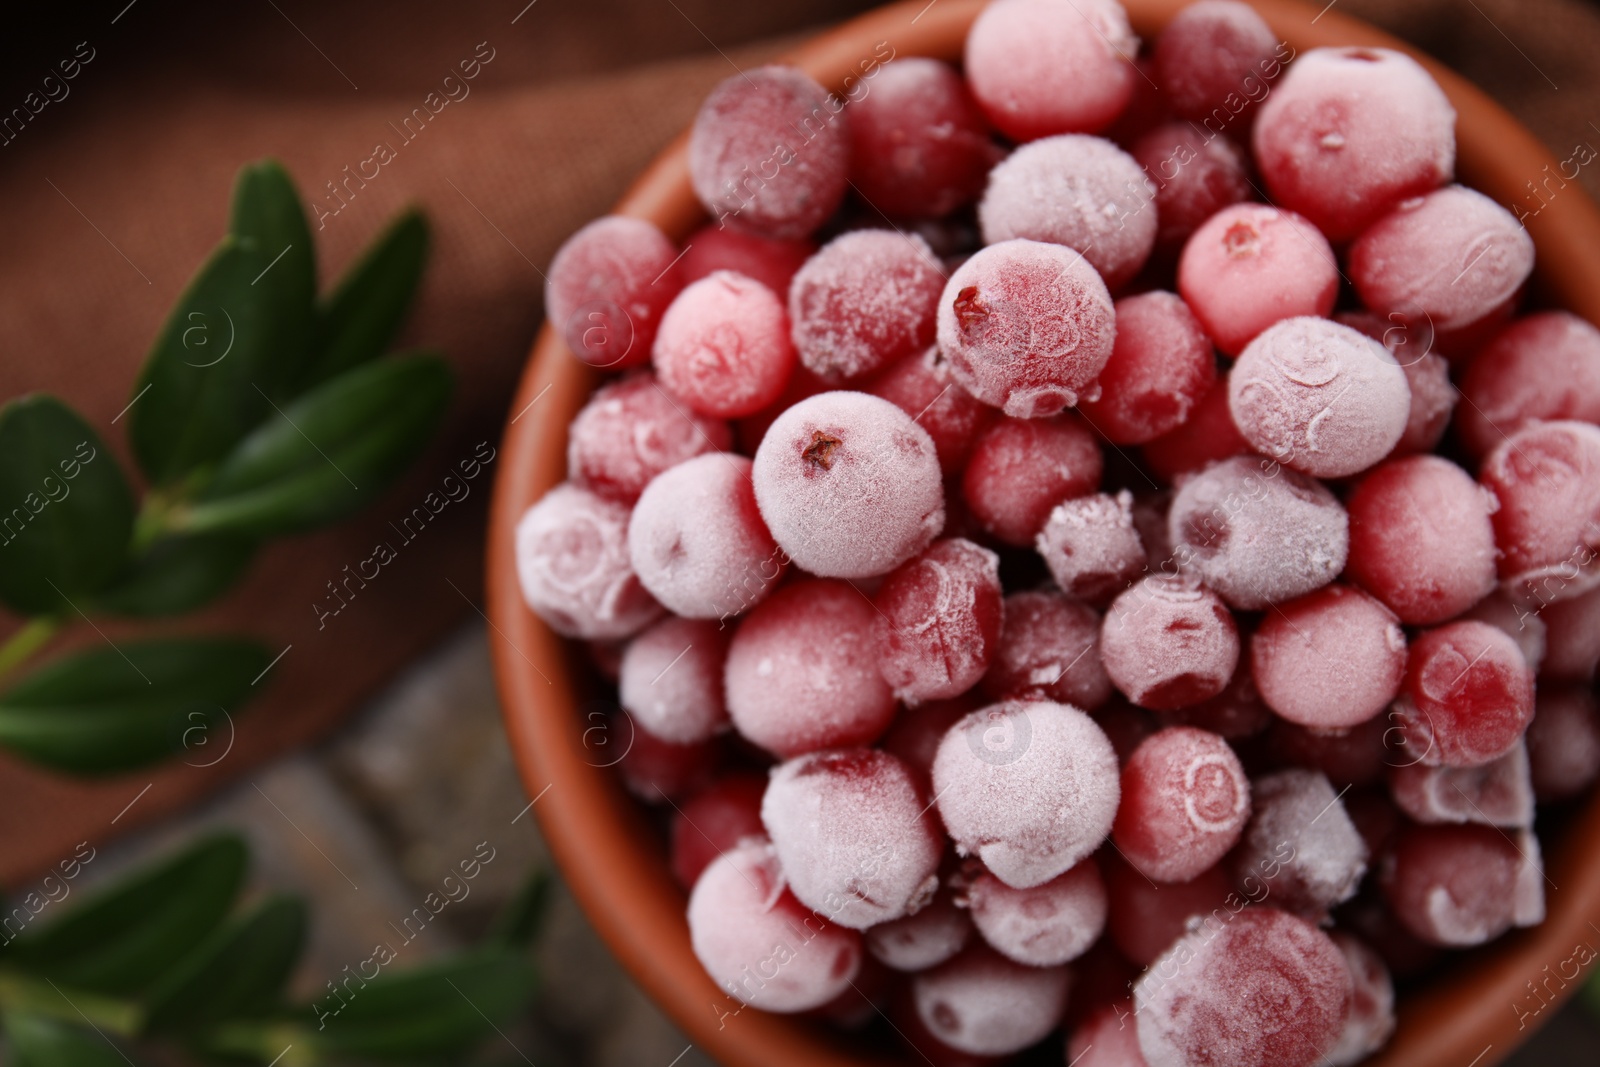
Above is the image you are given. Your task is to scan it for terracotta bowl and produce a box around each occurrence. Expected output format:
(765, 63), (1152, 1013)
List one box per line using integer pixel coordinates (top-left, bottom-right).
(487, 1), (1600, 1064)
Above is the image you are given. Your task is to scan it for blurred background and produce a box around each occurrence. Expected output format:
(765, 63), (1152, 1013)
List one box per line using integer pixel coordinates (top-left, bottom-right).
(1, 1), (1599, 1064)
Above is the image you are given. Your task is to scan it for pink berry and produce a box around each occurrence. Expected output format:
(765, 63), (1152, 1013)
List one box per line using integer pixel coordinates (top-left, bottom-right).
(1543, 585), (1600, 680)
(936, 240), (1117, 418)
(628, 453), (779, 619)
(1389, 741), (1534, 828)
(679, 224), (815, 295)
(1336, 310), (1457, 456)
(1480, 420), (1600, 602)
(873, 538), (1004, 705)
(1526, 685), (1600, 802)
(982, 591), (1113, 710)
(1114, 726), (1250, 883)
(963, 857), (1107, 967)
(515, 484), (661, 639)
(1167, 455), (1349, 610)
(688, 66), (850, 239)
(1133, 123), (1253, 254)
(1162, 663), (1273, 741)
(652, 271), (795, 418)
(546, 215), (682, 369)
(1079, 291), (1217, 445)
(566, 372), (732, 503)
(671, 773), (767, 888)
(1068, 999), (1148, 1067)
(1380, 824), (1545, 946)
(688, 838), (862, 1011)
(1393, 620), (1535, 768)
(619, 616), (729, 744)
(962, 413), (1103, 545)
(864, 346), (995, 476)
(1463, 590), (1547, 674)
(1254, 47), (1455, 241)
(912, 945), (1070, 1057)
(1177, 204), (1338, 357)
(1152, 1), (1280, 124)
(1459, 311), (1600, 458)
(616, 726), (718, 804)
(752, 390), (945, 578)
(1134, 908), (1351, 1067)
(1037, 491), (1148, 604)
(1344, 455), (1498, 625)
(1105, 857), (1233, 966)
(1250, 584), (1406, 729)
(762, 748), (944, 930)
(978, 135), (1157, 290)
(1326, 933), (1396, 1067)
(882, 695), (980, 780)
(847, 57), (998, 218)
(735, 363), (831, 454)
(788, 230), (946, 382)
(867, 889), (973, 973)
(1350, 185), (1534, 333)
(1141, 375), (1250, 483)
(1101, 576), (1240, 711)
(725, 579), (897, 757)
(1233, 769), (1366, 918)
(932, 700), (1121, 888)
(964, 0), (1138, 141)
(1229, 317), (1410, 478)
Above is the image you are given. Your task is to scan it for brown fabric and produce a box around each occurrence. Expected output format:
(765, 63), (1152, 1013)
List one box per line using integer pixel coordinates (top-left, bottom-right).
(1, 0), (1598, 883)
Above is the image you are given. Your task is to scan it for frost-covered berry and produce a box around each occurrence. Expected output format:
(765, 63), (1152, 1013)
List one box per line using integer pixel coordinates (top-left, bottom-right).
(963, 858), (1107, 967)
(1105, 857), (1233, 965)
(619, 616), (729, 744)
(652, 271), (795, 418)
(866, 889), (972, 972)
(1141, 375), (1250, 483)
(566, 372), (731, 503)
(882, 696), (978, 780)
(1481, 420), (1600, 602)
(1380, 824), (1545, 946)
(546, 215), (682, 368)
(864, 346), (994, 476)
(615, 723), (718, 804)
(912, 945), (1071, 1056)
(515, 484), (661, 639)
(1389, 741), (1534, 828)
(670, 773), (766, 888)
(982, 591), (1113, 710)
(1544, 586), (1600, 680)
(1526, 685), (1600, 802)
(873, 538), (1004, 705)
(1326, 933), (1397, 1067)
(1152, 0), (1280, 123)
(1079, 291), (1217, 445)
(1336, 309), (1457, 456)
(1251, 585), (1406, 729)
(1458, 311), (1600, 457)
(963, 413), (1103, 545)
(1068, 999), (1148, 1067)
(1037, 491), (1147, 603)
(1233, 769), (1367, 919)
(1101, 576), (1240, 711)
(1392, 620), (1535, 767)
(1114, 726), (1250, 883)
(678, 224), (815, 295)
(1134, 122), (1253, 254)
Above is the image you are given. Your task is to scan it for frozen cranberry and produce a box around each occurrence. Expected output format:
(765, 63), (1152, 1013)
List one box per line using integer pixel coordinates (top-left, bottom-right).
(936, 240), (1117, 418)
(1080, 291), (1217, 445)
(978, 135), (1157, 290)
(963, 858), (1106, 968)
(1526, 685), (1600, 802)
(1396, 619), (1535, 768)
(1265, 716), (1389, 790)
(1132, 123), (1253, 253)
(725, 579), (896, 757)
(789, 230), (946, 382)
(1326, 932), (1396, 1067)
(1152, 0), (1280, 125)
(1458, 312), (1600, 458)
(873, 538), (1004, 705)
(912, 945), (1070, 1057)
(688, 66), (850, 239)
(1235, 769), (1367, 919)
(671, 773), (767, 888)
(848, 57), (997, 218)
(615, 725), (717, 804)
(1389, 741), (1534, 828)
(679, 224), (815, 296)
(762, 748), (943, 930)
(652, 272), (794, 418)
(1037, 491), (1147, 604)
(1254, 47), (1455, 241)
(628, 453), (780, 619)
(964, 0), (1138, 141)
(963, 413), (1103, 546)
(1380, 823), (1545, 946)
(1130, 490), (1176, 565)
(736, 363), (831, 454)
(864, 346), (994, 476)
(1101, 576), (1240, 711)
(867, 889), (972, 973)
(1167, 455), (1349, 610)
(883, 696), (980, 780)
(1141, 375), (1251, 483)
(1350, 185), (1534, 333)
(618, 616), (729, 744)
(1178, 204), (1338, 357)
(546, 215), (682, 369)
(1345, 455), (1498, 625)
(1251, 585), (1406, 729)
(515, 484), (661, 639)
(1114, 726), (1250, 883)
(1337, 310), (1456, 456)
(1163, 663), (1272, 740)
(1481, 420), (1600, 602)
(1463, 590), (1547, 673)
(1134, 908), (1350, 1067)
(688, 838), (862, 1010)
(566, 372), (731, 503)
(1544, 586), (1600, 680)
(932, 700), (1120, 888)
(982, 591), (1113, 710)
(1105, 857), (1234, 966)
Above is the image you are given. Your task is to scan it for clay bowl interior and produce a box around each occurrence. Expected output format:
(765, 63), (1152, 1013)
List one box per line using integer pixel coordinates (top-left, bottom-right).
(486, 1), (1600, 1064)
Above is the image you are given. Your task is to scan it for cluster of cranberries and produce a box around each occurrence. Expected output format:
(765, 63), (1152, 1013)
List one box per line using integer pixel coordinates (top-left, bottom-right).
(516, 1), (1600, 1064)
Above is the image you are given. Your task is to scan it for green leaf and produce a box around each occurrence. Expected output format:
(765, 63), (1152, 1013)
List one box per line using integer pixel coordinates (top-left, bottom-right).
(93, 534), (257, 617)
(0, 395), (135, 616)
(5, 1014), (136, 1067)
(230, 159), (317, 306)
(143, 894), (307, 1034)
(487, 869), (552, 950)
(5, 833), (247, 996)
(0, 638), (269, 775)
(307, 949), (538, 1061)
(182, 354), (452, 539)
(308, 209), (429, 387)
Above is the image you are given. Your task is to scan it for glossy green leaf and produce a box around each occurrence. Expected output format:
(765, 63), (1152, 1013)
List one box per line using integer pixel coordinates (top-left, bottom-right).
(308, 949), (538, 1060)
(0, 395), (135, 616)
(5, 833), (247, 996)
(308, 209), (429, 387)
(182, 354), (452, 539)
(229, 159), (317, 306)
(93, 534), (257, 617)
(143, 894), (307, 1034)
(0, 639), (269, 774)
(5, 1014), (136, 1067)
(487, 869), (551, 950)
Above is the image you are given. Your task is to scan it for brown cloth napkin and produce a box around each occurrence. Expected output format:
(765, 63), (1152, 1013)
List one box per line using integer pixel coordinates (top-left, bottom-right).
(0, 0), (1597, 884)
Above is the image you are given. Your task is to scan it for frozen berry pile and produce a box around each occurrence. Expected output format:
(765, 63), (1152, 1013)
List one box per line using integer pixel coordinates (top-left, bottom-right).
(516, 2), (1600, 1064)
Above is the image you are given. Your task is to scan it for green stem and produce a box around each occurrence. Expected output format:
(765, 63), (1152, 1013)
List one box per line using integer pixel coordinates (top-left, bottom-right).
(0, 969), (143, 1036)
(0, 618), (61, 684)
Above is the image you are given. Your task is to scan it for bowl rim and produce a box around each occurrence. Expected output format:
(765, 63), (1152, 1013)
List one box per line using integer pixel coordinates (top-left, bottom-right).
(486, 2), (1600, 1065)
